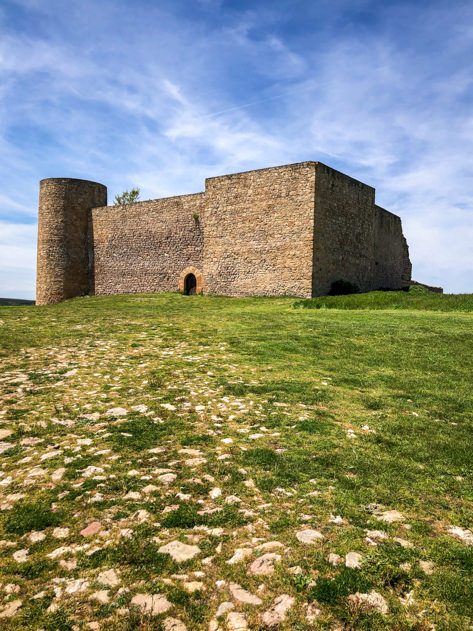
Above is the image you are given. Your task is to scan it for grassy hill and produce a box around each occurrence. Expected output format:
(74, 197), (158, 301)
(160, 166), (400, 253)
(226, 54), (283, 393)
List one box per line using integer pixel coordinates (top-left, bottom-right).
(0, 291), (472, 630)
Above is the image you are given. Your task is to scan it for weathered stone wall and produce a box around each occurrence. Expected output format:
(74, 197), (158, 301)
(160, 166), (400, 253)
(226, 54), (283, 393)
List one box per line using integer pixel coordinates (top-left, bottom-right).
(203, 162), (316, 297)
(373, 205), (411, 289)
(36, 161), (412, 304)
(312, 163), (376, 296)
(89, 193), (204, 296)
(36, 178), (107, 305)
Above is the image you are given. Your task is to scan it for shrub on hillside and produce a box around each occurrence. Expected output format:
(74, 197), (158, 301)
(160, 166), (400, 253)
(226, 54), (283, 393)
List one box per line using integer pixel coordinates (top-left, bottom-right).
(329, 279), (360, 295)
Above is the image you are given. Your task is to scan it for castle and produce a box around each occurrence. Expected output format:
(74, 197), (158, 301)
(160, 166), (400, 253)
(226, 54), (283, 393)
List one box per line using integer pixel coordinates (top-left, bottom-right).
(36, 161), (411, 305)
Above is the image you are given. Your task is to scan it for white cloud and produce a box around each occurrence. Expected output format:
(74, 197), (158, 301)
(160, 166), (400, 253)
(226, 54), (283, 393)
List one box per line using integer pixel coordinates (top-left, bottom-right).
(0, 0), (472, 296)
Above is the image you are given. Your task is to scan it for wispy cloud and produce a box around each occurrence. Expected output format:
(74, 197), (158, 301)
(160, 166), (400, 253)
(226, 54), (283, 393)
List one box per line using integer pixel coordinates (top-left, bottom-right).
(0, 0), (472, 297)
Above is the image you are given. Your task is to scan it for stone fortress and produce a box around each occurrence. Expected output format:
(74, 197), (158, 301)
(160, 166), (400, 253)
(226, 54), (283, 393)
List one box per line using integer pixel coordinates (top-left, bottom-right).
(36, 161), (411, 305)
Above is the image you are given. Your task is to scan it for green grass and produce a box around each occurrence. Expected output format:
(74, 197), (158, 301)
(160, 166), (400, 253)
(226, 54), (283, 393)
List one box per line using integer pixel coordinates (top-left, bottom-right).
(295, 284), (473, 311)
(0, 289), (472, 629)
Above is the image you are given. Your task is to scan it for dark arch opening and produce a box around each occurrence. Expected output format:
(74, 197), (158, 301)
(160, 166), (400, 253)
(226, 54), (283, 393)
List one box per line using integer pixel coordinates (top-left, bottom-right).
(184, 273), (197, 295)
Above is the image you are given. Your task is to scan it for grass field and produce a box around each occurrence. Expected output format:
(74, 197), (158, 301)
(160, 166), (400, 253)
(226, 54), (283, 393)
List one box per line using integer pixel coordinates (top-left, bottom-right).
(0, 290), (472, 630)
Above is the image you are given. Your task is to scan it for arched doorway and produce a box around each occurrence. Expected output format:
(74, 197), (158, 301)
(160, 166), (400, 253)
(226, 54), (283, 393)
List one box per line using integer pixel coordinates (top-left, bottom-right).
(179, 267), (203, 295)
(184, 273), (197, 295)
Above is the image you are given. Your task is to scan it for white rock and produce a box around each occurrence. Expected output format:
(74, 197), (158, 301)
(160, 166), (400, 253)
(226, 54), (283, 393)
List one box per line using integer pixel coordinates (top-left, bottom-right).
(163, 617), (187, 631)
(345, 552), (362, 568)
(47, 546), (71, 559)
(216, 601), (234, 617)
(64, 578), (90, 594)
(365, 529), (387, 545)
(296, 529), (324, 544)
(306, 602), (321, 621)
(255, 541), (284, 552)
(448, 526), (473, 545)
(348, 591), (388, 614)
(185, 457), (207, 466)
(130, 593), (172, 615)
(159, 473), (177, 485)
(225, 495), (241, 504)
(229, 583), (262, 605)
(328, 553), (342, 566)
(178, 449), (203, 456)
(183, 581), (205, 593)
(52, 527), (70, 539)
(210, 487), (222, 499)
(379, 510), (404, 523)
(124, 491), (141, 500)
(142, 484), (159, 494)
(106, 407), (128, 416)
(29, 531), (46, 543)
(82, 466), (105, 478)
(226, 611), (248, 630)
(131, 404), (149, 413)
(51, 468), (66, 482)
(41, 450), (63, 461)
(248, 553), (281, 576)
(226, 548), (252, 564)
(13, 549), (29, 563)
(262, 594), (295, 627)
(419, 560), (435, 575)
(90, 590), (109, 604)
(158, 540), (200, 562)
(0, 599), (22, 618)
(97, 568), (120, 587)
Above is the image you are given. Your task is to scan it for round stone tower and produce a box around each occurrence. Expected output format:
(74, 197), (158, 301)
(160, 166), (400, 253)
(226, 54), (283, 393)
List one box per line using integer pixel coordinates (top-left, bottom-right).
(36, 178), (107, 305)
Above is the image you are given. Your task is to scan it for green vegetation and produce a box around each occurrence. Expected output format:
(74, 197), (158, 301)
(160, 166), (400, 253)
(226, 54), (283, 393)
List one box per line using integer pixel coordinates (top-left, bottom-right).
(0, 288), (472, 629)
(295, 283), (473, 311)
(113, 187), (141, 205)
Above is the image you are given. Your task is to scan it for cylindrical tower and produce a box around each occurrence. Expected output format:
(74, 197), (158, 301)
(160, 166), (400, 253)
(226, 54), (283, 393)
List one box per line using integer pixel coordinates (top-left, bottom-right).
(36, 178), (107, 305)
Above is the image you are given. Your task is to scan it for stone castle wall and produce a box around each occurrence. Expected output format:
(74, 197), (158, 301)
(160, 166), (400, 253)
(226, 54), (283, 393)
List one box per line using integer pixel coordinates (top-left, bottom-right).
(36, 178), (107, 305)
(36, 161), (412, 304)
(373, 206), (412, 290)
(89, 193), (204, 296)
(203, 162), (316, 297)
(312, 163), (376, 296)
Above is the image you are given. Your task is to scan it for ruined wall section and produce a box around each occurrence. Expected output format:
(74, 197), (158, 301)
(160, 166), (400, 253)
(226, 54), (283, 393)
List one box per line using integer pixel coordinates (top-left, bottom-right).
(37, 178), (107, 305)
(312, 164), (376, 296)
(203, 162), (316, 298)
(89, 193), (204, 296)
(373, 205), (411, 289)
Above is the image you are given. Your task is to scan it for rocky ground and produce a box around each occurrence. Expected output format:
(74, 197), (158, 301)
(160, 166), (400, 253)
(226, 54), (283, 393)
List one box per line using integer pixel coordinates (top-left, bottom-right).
(0, 294), (472, 630)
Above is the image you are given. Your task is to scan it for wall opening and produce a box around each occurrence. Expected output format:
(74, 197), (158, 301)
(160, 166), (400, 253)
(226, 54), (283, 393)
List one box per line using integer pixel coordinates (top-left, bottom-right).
(184, 273), (197, 295)
(179, 267), (202, 294)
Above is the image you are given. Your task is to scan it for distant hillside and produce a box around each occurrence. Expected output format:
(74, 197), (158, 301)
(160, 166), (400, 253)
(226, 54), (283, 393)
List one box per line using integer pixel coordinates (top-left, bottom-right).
(0, 298), (35, 306)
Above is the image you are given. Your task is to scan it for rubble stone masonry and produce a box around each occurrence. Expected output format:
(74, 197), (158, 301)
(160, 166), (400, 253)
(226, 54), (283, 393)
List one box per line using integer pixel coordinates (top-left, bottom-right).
(36, 162), (412, 305)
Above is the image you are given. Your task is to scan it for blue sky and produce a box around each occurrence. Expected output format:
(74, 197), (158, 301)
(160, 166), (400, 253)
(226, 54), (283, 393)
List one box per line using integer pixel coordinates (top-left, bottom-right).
(1, 0), (472, 298)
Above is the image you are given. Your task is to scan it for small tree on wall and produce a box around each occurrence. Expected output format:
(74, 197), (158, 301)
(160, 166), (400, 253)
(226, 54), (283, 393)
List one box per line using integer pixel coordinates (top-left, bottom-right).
(113, 188), (141, 206)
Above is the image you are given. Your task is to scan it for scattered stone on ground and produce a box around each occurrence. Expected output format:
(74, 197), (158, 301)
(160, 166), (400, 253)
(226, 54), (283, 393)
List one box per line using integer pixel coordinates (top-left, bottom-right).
(158, 540), (201, 562)
(229, 583), (263, 605)
(130, 593), (173, 615)
(80, 522), (101, 537)
(448, 525), (473, 545)
(296, 529), (324, 544)
(163, 617), (187, 631)
(248, 552), (282, 575)
(348, 591), (388, 614)
(226, 611), (248, 630)
(0, 599), (22, 618)
(345, 551), (362, 568)
(262, 594), (295, 627)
